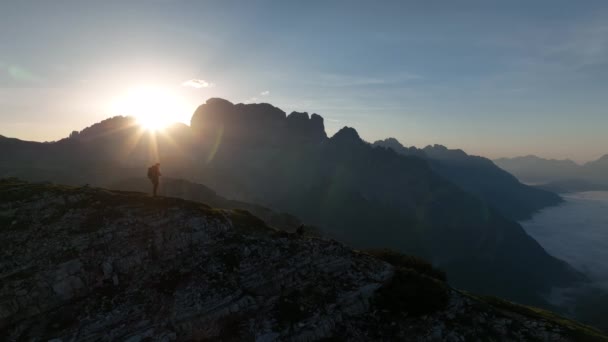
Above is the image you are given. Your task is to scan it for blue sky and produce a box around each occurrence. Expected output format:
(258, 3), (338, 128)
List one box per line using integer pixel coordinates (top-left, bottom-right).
(1, 0), (607, 162)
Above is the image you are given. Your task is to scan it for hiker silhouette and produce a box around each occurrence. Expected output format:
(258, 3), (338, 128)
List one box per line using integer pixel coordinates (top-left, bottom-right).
(147, 163), (161, 196)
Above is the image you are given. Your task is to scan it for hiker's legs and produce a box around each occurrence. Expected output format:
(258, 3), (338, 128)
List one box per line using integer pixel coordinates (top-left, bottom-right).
(153, 181), (158, 196)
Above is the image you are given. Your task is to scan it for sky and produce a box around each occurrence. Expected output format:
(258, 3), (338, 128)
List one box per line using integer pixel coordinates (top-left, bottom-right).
(1, 0), (608, 162)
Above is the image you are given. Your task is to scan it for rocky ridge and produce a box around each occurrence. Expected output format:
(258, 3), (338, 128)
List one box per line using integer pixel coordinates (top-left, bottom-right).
(1, 179), (606, 341)
(190, 98), (327, 146)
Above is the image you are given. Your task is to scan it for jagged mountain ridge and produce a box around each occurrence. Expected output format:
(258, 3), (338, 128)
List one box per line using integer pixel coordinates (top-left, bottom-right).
(1, 179), (606, 341)
(190, 98), (327, 147)
(0, 98), (583, 308)
(186, 103), (580, 304)
(373, 138), (563, 220)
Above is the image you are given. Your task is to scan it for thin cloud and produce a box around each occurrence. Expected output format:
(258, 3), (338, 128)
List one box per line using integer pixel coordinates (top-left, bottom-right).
(260, 90), (270, 96)
(244, 97), (258, 104)
(182, 79), (215, 88)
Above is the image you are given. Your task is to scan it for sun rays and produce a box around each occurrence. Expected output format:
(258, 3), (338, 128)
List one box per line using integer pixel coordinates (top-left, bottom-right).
(109, 85), (191, 132)
(105, 84), (193, 163)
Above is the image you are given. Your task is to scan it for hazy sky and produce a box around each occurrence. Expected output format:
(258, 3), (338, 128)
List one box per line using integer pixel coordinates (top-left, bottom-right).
(1, 1), (608, 162)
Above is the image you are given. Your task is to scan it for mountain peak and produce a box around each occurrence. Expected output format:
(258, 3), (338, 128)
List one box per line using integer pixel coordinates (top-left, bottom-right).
(423, 144), (468, 160)
(330, 126), (362, 144)
(585, 154), (608, 168)
(287, 111), (310, 121)
(286, 111), (327, 141)
(234, 102), (287, 119)
(373, 138), (426, 158)
(191, 98), (326, 144)
(206, 97), (235, 107)
(427, 144), (448, 151)
(70, 115), (138, 141)
(376, 137), (405, 148)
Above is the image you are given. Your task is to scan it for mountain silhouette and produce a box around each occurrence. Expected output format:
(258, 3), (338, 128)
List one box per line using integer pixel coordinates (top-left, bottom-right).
(191, 98), (327, 146)
(0, 98), (585, 308)
(373, 138), (563, 220)
(495, 154), (608, 192)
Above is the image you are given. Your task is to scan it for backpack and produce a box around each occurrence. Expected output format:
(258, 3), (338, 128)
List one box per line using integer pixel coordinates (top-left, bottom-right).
(147, 166), (154, 179)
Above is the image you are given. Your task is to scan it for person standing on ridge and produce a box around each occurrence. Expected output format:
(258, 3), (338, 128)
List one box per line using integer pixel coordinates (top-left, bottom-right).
(147, 163), (161, 196)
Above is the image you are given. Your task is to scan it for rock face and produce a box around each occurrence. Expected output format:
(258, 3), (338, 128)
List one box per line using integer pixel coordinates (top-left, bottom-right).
(286, 112), (326, 143)
(190, 98), (327, 146)
(1, 179), (606, 341)
(72, 116), (138, 142)
(107, 177), (305, 232)
(329, 127), (363, 146)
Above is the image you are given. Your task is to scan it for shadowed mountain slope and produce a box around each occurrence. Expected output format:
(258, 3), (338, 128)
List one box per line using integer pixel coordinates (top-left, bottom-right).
(186, 99), (584, 306)
(373, 138), (563, 220)
(1, 179), (606, 341)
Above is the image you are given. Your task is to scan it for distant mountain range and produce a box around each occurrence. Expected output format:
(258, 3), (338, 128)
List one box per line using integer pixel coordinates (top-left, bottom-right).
(0, 98), (584, 310)
(373, 138), (562, 220)
(495, 155), (608, 193)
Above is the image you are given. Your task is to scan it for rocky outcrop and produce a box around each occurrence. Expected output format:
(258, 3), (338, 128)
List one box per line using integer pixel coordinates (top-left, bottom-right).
(107, 177), (305, 232)
(422, 144), (469, 160)
(1, 179), (605, 341)
(328, 127), (365, 149)
(70, 116), (138, 142)
(373, 138), (426, 158)
(286, 112), (327, 143)
(190, 98), (326, 146)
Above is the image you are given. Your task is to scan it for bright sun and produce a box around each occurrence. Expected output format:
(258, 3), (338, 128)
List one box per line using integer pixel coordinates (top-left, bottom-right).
(110, 85), (190, 131)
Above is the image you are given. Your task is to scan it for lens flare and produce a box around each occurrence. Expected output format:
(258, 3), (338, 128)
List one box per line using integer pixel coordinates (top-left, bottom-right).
(109, 85), (190, 131)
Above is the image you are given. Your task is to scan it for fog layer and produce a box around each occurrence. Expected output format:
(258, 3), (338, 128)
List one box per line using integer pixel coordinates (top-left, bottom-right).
(521, 192), (608, 289)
